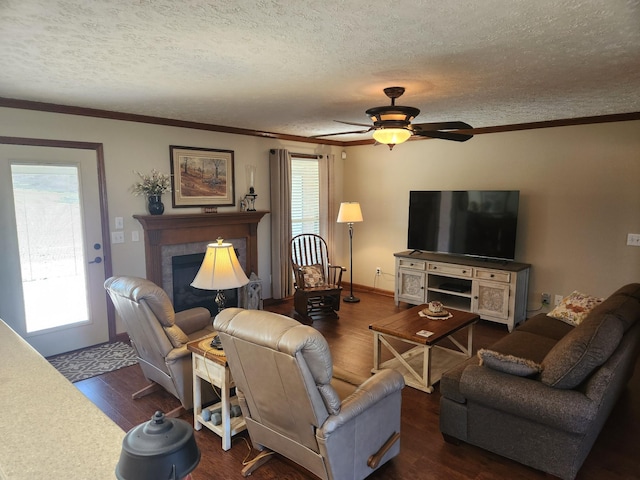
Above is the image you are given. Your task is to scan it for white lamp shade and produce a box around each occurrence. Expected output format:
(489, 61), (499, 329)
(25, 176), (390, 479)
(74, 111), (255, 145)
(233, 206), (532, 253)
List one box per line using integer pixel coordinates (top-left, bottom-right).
(337, 202), (363, 223)
(191, 240), (249, 290)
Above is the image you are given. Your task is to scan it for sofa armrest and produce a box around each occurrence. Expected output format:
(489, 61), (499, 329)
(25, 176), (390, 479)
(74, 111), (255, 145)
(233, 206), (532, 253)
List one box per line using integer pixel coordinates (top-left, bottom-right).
(319, 369), (404, 436)
(460, 365), (597, 434)
(175, 307), (212, 335)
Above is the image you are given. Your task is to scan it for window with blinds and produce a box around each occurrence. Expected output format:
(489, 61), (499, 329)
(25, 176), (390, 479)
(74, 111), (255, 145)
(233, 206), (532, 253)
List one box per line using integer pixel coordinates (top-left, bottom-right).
(291, 157), (320, 236)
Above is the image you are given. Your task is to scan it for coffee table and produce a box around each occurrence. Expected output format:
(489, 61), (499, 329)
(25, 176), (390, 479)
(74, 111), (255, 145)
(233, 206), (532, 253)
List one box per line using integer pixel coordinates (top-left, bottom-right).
(369, 305), (479, 393)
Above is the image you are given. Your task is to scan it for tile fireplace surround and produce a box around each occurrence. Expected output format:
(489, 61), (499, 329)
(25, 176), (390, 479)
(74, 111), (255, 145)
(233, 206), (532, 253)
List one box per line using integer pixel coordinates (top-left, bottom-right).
(134, 212), (268, 301)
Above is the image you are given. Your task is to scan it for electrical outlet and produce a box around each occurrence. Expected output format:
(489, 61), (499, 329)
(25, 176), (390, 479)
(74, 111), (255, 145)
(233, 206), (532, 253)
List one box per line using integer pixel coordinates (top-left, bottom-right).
(111, 231), (124, 244)
(541, 293), (550, 306)
(375, 267), (382, 276)
(627, 233), (640, 246)
(555, 294), (564, 306)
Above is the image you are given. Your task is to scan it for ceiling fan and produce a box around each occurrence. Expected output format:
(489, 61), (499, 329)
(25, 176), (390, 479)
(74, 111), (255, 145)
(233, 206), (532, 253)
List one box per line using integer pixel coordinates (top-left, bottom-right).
(313, 86), (473, 150)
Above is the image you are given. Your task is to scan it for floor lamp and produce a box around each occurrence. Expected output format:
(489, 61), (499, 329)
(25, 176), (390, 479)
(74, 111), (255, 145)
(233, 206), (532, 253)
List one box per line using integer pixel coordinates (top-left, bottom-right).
(337, 202), (363, 303)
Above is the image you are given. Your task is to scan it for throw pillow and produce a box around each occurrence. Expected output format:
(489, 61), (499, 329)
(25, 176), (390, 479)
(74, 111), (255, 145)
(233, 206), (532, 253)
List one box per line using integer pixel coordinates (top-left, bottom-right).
(547, 290), (603, 326)
(302, 264), (326, 288)
(477, 349), (542, 377)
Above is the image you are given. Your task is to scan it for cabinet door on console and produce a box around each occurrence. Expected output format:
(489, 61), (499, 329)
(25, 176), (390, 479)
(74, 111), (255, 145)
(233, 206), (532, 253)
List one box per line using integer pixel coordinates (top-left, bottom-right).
(397, 269), (426, 304)
(472, 281), (510, 320)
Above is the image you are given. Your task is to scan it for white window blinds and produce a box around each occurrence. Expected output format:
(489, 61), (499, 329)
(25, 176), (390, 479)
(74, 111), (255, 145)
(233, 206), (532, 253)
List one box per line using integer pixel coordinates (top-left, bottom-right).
(291, 157), (320, 236)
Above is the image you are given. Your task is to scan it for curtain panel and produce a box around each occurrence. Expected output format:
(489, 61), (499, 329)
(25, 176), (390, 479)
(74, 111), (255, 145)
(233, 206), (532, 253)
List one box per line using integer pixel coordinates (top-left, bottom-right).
(269, 149), (293, 299)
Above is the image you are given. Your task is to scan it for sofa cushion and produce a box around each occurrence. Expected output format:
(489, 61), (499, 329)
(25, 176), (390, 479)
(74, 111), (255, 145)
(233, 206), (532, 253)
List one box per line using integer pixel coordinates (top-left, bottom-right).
(547, 290), (603, 326)
(516, 314), (574, 341)
(541, 312), (624, 389)
(478, 349), (542, 377)
(610, 282), (640, 300)
(586, 292), (640, 332)
(486, 330), (559, 364)
(440, 331), (556, 404)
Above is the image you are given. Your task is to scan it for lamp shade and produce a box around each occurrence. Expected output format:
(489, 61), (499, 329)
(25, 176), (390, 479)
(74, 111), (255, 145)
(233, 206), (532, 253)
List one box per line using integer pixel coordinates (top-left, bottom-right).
(116, 411), (200, 480)
(337, 202), (363, 223)
(191, 238), (250, 291)
(372, 128), (412, 145)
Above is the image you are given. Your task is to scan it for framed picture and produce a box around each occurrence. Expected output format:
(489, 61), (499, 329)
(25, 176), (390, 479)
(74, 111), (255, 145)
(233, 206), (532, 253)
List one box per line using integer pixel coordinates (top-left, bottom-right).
(170, 146), (235, 208)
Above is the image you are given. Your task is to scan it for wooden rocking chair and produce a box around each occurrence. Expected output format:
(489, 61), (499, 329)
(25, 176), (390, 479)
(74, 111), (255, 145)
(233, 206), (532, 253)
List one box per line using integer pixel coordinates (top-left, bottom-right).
(291, 234), (344, 320)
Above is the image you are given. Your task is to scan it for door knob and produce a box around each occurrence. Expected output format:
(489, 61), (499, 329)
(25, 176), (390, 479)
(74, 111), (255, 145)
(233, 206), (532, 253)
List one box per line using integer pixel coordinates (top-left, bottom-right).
(89, 256), (103, 264)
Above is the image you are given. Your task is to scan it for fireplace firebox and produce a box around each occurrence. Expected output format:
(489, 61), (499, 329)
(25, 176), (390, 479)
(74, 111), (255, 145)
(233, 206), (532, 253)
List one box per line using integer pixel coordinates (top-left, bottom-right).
(172, 252), (238, 316)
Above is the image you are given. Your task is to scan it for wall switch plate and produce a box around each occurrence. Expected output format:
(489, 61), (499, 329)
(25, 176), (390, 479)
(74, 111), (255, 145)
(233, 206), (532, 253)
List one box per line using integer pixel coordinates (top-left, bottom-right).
(115, 216), (124, 230)
(111, 231), (124, 244)
(131, 231), (139, 242)
(627, 233), (640, 246)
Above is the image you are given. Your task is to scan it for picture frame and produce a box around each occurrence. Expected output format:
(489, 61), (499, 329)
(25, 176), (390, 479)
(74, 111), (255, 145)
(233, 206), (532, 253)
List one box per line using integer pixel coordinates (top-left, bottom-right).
(169, 146), (235, 208)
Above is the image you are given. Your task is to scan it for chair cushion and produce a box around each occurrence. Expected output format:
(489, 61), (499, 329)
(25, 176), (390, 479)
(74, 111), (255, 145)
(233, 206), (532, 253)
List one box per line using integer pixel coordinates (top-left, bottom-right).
(541, 311), (624, 389)
(302, 264), (326, 288)
(164, 324), (190, 347)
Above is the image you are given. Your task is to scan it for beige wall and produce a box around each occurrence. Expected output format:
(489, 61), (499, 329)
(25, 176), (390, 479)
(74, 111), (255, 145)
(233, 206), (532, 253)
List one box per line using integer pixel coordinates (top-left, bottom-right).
(2, 106), (638, 325)
(339, 121), (640, 312)
(0, 106), (343, 333)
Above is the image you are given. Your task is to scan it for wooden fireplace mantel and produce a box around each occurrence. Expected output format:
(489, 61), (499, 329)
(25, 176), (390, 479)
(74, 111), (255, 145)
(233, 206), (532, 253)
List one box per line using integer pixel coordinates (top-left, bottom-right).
(134, 211), (268, 286)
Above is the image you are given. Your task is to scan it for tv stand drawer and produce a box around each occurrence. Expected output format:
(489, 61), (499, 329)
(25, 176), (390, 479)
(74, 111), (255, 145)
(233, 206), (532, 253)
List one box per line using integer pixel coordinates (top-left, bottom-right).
(474, 269), (510, 283)
(427, 262), (472, 278)
(398, 259), (426, 270)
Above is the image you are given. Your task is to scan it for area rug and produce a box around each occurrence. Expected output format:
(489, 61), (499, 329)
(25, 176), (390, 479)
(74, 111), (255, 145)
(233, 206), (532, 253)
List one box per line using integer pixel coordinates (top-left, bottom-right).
(48, 341), (138, 383)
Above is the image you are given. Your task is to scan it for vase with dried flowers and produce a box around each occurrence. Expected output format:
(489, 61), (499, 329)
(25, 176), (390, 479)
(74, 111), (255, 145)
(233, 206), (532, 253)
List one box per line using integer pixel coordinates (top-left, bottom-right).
(131, 169), (172, 215)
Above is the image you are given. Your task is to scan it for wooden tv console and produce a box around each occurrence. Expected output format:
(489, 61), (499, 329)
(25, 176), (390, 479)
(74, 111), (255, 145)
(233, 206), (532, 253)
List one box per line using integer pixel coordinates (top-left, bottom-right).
(394, 251), (530, 332)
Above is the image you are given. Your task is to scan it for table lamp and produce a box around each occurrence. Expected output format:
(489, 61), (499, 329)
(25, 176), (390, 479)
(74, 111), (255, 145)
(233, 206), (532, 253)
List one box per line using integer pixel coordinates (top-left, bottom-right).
(337, 202), (363, 303)
(191, 237), (250, 313)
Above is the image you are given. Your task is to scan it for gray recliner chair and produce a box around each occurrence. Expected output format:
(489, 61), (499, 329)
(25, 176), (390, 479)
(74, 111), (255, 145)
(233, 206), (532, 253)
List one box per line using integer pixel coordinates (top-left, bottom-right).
(213, 307), (405, 480)
(105, 276), (215, 415)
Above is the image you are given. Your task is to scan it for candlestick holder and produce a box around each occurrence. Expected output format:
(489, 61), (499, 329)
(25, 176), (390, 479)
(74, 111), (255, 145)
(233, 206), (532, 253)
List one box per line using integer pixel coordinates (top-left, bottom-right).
(244, 187), (257, 211)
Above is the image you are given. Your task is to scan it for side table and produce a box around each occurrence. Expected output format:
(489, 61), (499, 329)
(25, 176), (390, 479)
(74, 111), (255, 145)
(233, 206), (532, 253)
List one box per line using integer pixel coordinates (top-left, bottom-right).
(187, 336), (246, 450)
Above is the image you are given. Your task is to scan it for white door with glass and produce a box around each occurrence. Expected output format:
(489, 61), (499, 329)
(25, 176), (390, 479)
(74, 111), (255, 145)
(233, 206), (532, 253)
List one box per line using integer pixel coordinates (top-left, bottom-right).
(0, 145), (109, 357)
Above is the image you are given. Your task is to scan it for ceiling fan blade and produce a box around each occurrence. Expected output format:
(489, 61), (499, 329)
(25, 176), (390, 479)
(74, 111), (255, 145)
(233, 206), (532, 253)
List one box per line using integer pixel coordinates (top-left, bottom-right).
(412, 121), (472, 131)
(413, 130), (473, 142)
(335, 120), (373, 128)
(310, 128), (372, 138)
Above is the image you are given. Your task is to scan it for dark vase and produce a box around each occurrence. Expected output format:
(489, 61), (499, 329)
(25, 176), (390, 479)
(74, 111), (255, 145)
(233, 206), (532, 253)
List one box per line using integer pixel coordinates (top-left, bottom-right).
(147, 195), (164, 215)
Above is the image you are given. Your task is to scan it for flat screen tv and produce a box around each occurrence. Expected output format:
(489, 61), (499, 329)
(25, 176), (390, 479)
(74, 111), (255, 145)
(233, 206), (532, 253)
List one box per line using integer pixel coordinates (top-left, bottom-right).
(407, 190), (520, 261)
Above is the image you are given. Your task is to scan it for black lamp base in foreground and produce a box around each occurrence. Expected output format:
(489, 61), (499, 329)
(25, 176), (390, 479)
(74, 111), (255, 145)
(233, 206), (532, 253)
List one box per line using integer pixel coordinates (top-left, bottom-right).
(343, 295), (360, 303)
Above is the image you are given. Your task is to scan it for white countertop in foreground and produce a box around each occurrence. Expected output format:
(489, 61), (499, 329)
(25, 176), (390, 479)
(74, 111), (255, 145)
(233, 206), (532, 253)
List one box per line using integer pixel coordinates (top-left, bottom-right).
(0, 319), (124, 480)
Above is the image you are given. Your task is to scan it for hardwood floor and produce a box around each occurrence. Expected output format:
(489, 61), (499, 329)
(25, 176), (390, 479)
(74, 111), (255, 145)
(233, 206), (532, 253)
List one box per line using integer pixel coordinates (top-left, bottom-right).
(75, 291), (640, 479)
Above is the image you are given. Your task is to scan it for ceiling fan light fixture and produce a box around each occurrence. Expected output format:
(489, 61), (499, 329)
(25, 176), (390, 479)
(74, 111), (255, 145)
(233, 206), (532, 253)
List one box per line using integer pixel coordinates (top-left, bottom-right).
(366, 105), (420, 125)
(372, 127), (412, 148)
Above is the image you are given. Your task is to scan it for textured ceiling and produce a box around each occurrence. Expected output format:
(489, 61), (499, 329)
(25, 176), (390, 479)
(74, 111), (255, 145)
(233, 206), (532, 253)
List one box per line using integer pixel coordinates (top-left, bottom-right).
(1, 0), (639, 141)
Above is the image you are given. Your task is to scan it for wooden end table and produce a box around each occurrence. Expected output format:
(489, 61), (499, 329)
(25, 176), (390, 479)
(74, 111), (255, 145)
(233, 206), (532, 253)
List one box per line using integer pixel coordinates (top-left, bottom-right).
(187, 336), (246, 450)
(369, 305), (479, 393)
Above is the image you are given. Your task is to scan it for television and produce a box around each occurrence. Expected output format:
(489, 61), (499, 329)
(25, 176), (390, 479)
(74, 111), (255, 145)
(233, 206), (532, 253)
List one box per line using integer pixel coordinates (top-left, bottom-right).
(407, 190), (520, 262)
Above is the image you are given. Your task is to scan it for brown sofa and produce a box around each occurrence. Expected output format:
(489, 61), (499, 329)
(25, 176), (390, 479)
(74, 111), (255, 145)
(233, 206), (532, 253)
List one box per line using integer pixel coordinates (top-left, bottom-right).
(439, 283), (640, 479)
